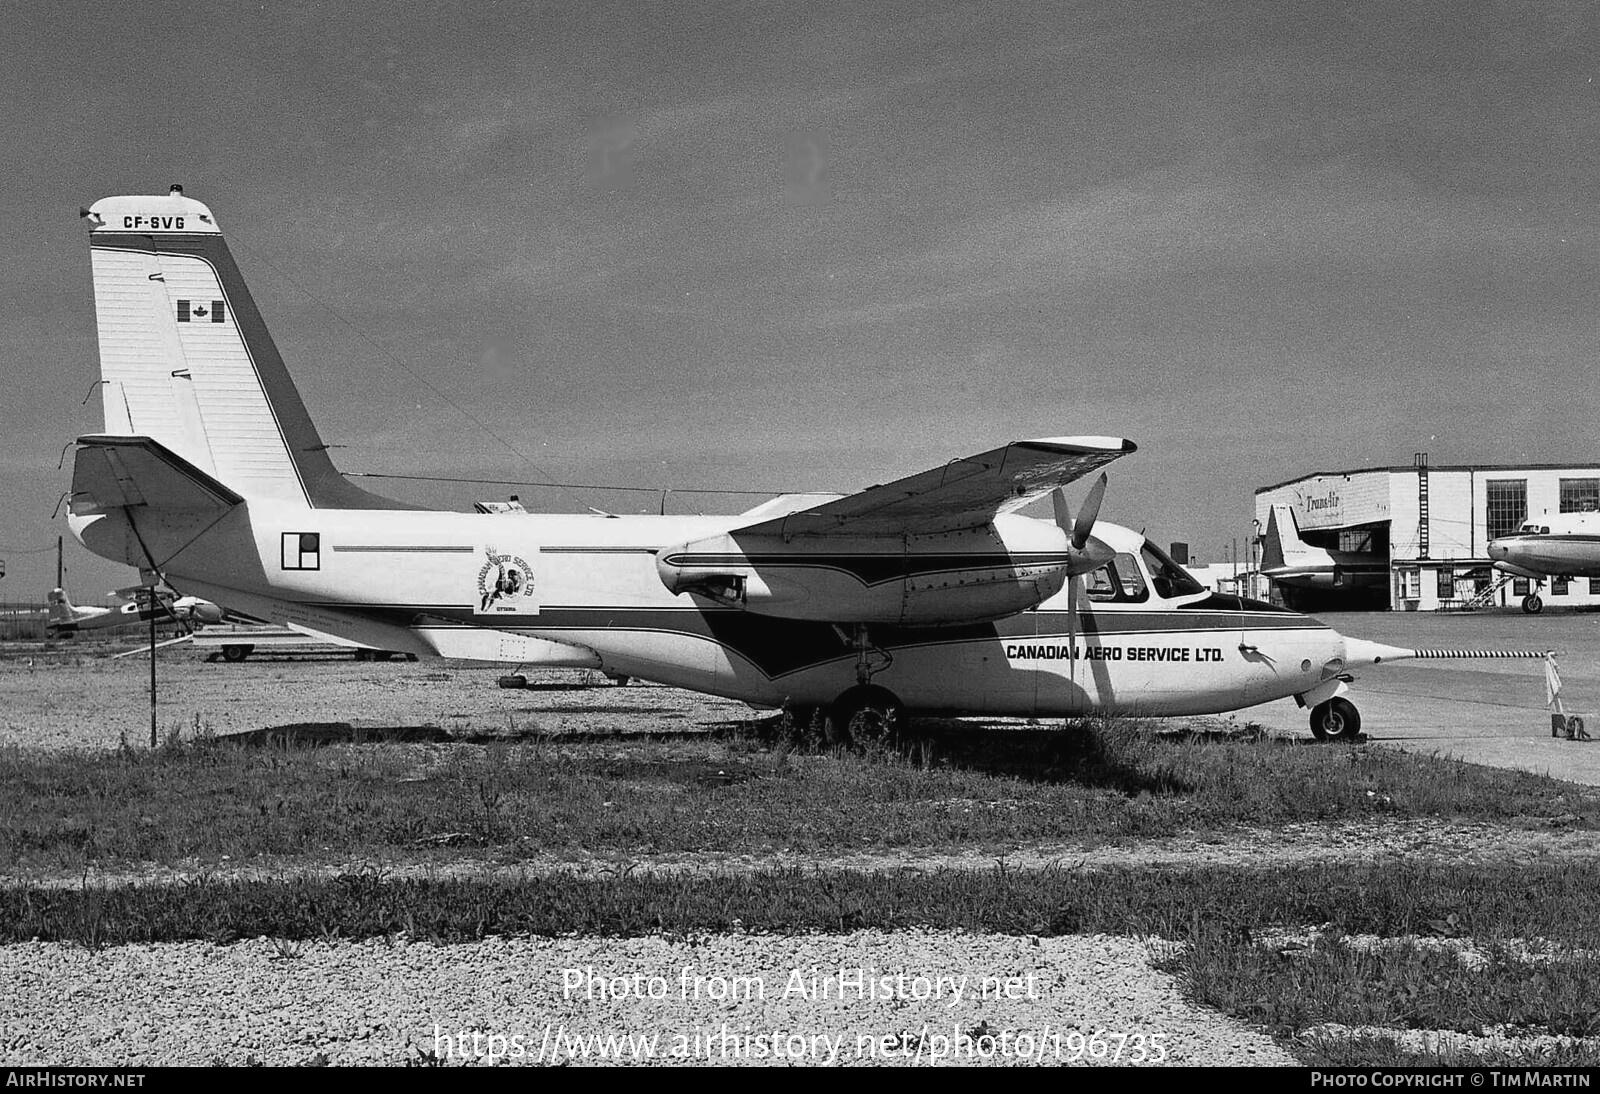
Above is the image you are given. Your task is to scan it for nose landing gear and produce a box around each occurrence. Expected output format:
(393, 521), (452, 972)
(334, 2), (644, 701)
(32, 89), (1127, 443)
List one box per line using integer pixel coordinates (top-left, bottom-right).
(1309, 696), (1361, 742)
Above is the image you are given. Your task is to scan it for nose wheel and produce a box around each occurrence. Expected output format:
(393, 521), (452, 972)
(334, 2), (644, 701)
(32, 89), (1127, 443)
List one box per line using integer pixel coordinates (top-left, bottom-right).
(1522, 593), (1544, 614)
(1309, 696), (1361, 741)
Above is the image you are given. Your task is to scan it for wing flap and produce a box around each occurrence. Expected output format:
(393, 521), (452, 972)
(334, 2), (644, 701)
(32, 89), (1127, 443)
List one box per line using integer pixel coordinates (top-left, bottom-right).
(736, 436), (1135, 537)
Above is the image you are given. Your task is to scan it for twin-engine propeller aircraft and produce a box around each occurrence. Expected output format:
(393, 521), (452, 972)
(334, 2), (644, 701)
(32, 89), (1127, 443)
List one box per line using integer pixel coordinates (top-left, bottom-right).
(1488, 510), (1600, 614)
(65, 190), (1539, 741)
(46, 583), (223, 636)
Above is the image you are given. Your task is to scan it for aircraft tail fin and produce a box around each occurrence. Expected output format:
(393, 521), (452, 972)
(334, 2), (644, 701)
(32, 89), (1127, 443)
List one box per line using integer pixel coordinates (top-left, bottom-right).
(80, 188), (407, 511)
(46, 587), (74, 625)
(1260, 504), (1311, 572)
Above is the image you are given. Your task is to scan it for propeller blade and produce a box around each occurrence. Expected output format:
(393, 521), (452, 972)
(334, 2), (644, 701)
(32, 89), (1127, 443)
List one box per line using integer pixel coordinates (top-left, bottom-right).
(1051, 486), (1072, 534)
(1067, 572), (1079, 692)
(1072, 473), (1108, 550)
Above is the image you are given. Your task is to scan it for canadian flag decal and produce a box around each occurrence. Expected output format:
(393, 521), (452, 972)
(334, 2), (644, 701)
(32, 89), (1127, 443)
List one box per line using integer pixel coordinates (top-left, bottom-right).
(177, 299), (226, 323)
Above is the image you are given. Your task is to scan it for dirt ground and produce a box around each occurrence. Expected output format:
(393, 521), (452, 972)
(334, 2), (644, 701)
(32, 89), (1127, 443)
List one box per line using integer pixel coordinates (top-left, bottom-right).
(0, 645), (751, 752)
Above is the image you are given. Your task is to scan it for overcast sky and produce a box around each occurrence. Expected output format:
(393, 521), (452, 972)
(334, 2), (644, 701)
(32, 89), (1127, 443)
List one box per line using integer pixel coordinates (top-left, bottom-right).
(2, 0), (1596, 601)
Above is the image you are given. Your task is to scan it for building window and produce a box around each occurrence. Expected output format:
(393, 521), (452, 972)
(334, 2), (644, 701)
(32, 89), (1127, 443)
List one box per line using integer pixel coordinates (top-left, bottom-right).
(1553, 575), (1570, 596)
(1436, 567), (1454, 600)
(1485, 480), (1527, 542)
(281, 532), (321, 571)
(1513, 578), (1530, 597)
(1560, 479), (1600, 513)
(1397, 568), (1421, 600)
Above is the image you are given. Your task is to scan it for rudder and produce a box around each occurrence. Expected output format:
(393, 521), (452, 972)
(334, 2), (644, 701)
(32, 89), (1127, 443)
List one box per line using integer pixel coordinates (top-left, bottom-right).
(82, 187), (404, 511)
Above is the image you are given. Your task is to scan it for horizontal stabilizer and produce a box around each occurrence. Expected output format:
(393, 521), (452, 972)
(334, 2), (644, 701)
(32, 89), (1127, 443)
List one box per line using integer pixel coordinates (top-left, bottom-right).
(72, 435), (243, 512)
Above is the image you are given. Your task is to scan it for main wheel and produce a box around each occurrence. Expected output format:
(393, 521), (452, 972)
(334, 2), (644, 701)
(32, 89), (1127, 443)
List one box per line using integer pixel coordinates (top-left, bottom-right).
(825, 684), (906, 748)
(1522, 594), (1544, 614)
(221, 644), (253, 663)
(1309, 696), (1361, 742)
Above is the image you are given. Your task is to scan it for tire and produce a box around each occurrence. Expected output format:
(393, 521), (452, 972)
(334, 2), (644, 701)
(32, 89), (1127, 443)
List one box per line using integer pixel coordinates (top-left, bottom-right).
(221, 644), (252, 663)
(374, 650), (394, 662)
(1309, 696), (1361, 742)
(825, 684), (906, 748)
(1522, 594), (1544, 615)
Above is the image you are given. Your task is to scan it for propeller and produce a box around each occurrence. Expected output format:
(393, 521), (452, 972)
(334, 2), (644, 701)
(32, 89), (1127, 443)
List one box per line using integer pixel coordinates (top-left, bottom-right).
(1052, 473), (1114, 697)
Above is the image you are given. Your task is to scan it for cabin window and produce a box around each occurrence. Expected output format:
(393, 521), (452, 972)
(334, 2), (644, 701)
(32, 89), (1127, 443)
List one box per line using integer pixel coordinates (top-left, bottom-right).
(1140, 540), (1204, 599)
(1083, 553), (1148, 603)
(1559, 479), (1600, 514)
(281, 532), (321, 571)
(1485, 480), (1527, 542)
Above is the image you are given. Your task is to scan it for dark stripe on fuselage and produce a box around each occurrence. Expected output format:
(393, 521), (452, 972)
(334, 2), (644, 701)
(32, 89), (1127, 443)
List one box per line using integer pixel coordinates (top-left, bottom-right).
(92, 232), (418, 512)
(659, 551), (1073, 587)
(324, 601), (1326, 679)
(331, 545), (476, 553)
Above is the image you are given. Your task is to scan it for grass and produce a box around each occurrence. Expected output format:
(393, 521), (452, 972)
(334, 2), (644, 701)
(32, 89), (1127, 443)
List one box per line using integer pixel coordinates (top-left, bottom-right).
(7, 860), (1600, 947)
(9, 858), (1597, 1064)
(6, 717), (1599, 1066)
(1, 717), (1594, 871)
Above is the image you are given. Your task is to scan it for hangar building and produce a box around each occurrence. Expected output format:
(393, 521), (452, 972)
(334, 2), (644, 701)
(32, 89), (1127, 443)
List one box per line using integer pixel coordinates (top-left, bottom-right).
(1254, 460), (1600, 611)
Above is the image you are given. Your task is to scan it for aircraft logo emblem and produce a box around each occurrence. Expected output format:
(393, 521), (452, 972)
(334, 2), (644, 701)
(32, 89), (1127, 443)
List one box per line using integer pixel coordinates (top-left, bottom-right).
(476, 547), (535, 614)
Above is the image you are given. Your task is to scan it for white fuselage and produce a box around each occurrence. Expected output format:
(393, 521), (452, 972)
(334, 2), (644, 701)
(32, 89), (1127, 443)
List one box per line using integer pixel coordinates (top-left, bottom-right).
(72, 502), (1349, 717)
(1489, 512), (1600, 580)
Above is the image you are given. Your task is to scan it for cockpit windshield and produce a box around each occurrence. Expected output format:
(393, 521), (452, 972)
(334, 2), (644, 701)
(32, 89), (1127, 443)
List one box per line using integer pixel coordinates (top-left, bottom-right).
(1140, 539), (1205, 599)
(1519, 523), (1550, 535)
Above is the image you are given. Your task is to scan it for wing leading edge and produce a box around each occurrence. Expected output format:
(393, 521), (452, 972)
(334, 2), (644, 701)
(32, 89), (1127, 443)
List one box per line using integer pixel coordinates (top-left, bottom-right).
(734, 436), (1136, 538)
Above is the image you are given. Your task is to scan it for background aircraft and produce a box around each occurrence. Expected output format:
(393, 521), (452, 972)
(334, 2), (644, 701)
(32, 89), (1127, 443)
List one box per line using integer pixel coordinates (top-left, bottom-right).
(1258, 504), (1389, 611)
(46, 584), (224, 635)
(64, 190), (1532, 742)
(1488, 510), (1600, 614)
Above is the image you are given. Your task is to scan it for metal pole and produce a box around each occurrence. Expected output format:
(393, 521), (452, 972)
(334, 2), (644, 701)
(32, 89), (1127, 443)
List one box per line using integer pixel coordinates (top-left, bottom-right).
(149, 600), (157, 748)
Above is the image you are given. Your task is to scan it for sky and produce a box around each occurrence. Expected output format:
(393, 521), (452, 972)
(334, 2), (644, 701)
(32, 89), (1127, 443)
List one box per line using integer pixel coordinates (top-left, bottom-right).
(1, 0), (1597, 601)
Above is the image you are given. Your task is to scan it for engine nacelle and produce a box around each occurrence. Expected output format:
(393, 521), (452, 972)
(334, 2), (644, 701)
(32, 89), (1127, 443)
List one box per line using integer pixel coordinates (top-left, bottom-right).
(656, 515), (1072, 626)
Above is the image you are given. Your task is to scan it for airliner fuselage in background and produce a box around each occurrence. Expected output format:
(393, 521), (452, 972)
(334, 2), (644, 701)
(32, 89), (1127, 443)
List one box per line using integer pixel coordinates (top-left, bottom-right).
(64, 190), (1531, 741)
(1489, 511), (1600, 613)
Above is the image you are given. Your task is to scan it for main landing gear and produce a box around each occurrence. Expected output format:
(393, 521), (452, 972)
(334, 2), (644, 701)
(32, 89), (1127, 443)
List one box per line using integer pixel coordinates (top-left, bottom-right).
(1309, 696), (1361, 742)
(823, 624), (906, 747)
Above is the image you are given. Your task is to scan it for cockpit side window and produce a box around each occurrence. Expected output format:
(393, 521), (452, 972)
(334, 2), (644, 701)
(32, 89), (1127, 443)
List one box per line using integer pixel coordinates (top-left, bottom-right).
(1140, 540), (1206, 599)
(1083, 553), (1149, 603)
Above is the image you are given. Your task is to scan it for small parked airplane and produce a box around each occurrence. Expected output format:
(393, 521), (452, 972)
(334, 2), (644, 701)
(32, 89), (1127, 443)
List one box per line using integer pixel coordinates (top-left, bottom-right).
(1487, 510), (1600, 614)
(1257, 504), (1389, 610)
(46, 583), (224, 635)
(63, 190), (1537, 741)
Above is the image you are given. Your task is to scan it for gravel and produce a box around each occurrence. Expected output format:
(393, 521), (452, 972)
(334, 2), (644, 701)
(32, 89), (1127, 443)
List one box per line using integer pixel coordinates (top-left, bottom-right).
(0, 930), (1294, 1066)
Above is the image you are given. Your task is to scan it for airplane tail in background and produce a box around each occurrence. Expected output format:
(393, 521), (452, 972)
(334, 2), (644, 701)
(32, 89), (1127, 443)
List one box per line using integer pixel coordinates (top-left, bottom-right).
(46, 587), (74, 625)
(1259, 504), (1310, 572)
(80, 188), (404, 511)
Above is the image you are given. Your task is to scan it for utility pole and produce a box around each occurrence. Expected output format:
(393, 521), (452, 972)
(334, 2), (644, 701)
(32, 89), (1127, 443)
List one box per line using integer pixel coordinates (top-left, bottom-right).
(149, 601), (157, 749)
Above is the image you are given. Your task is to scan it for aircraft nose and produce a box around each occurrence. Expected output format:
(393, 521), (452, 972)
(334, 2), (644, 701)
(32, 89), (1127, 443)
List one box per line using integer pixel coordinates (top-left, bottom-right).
(1487, 540), (1508, 562)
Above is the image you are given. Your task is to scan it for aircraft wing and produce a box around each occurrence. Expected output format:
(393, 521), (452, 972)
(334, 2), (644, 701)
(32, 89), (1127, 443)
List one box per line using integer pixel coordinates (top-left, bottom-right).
(733, 436), (1136, 538)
